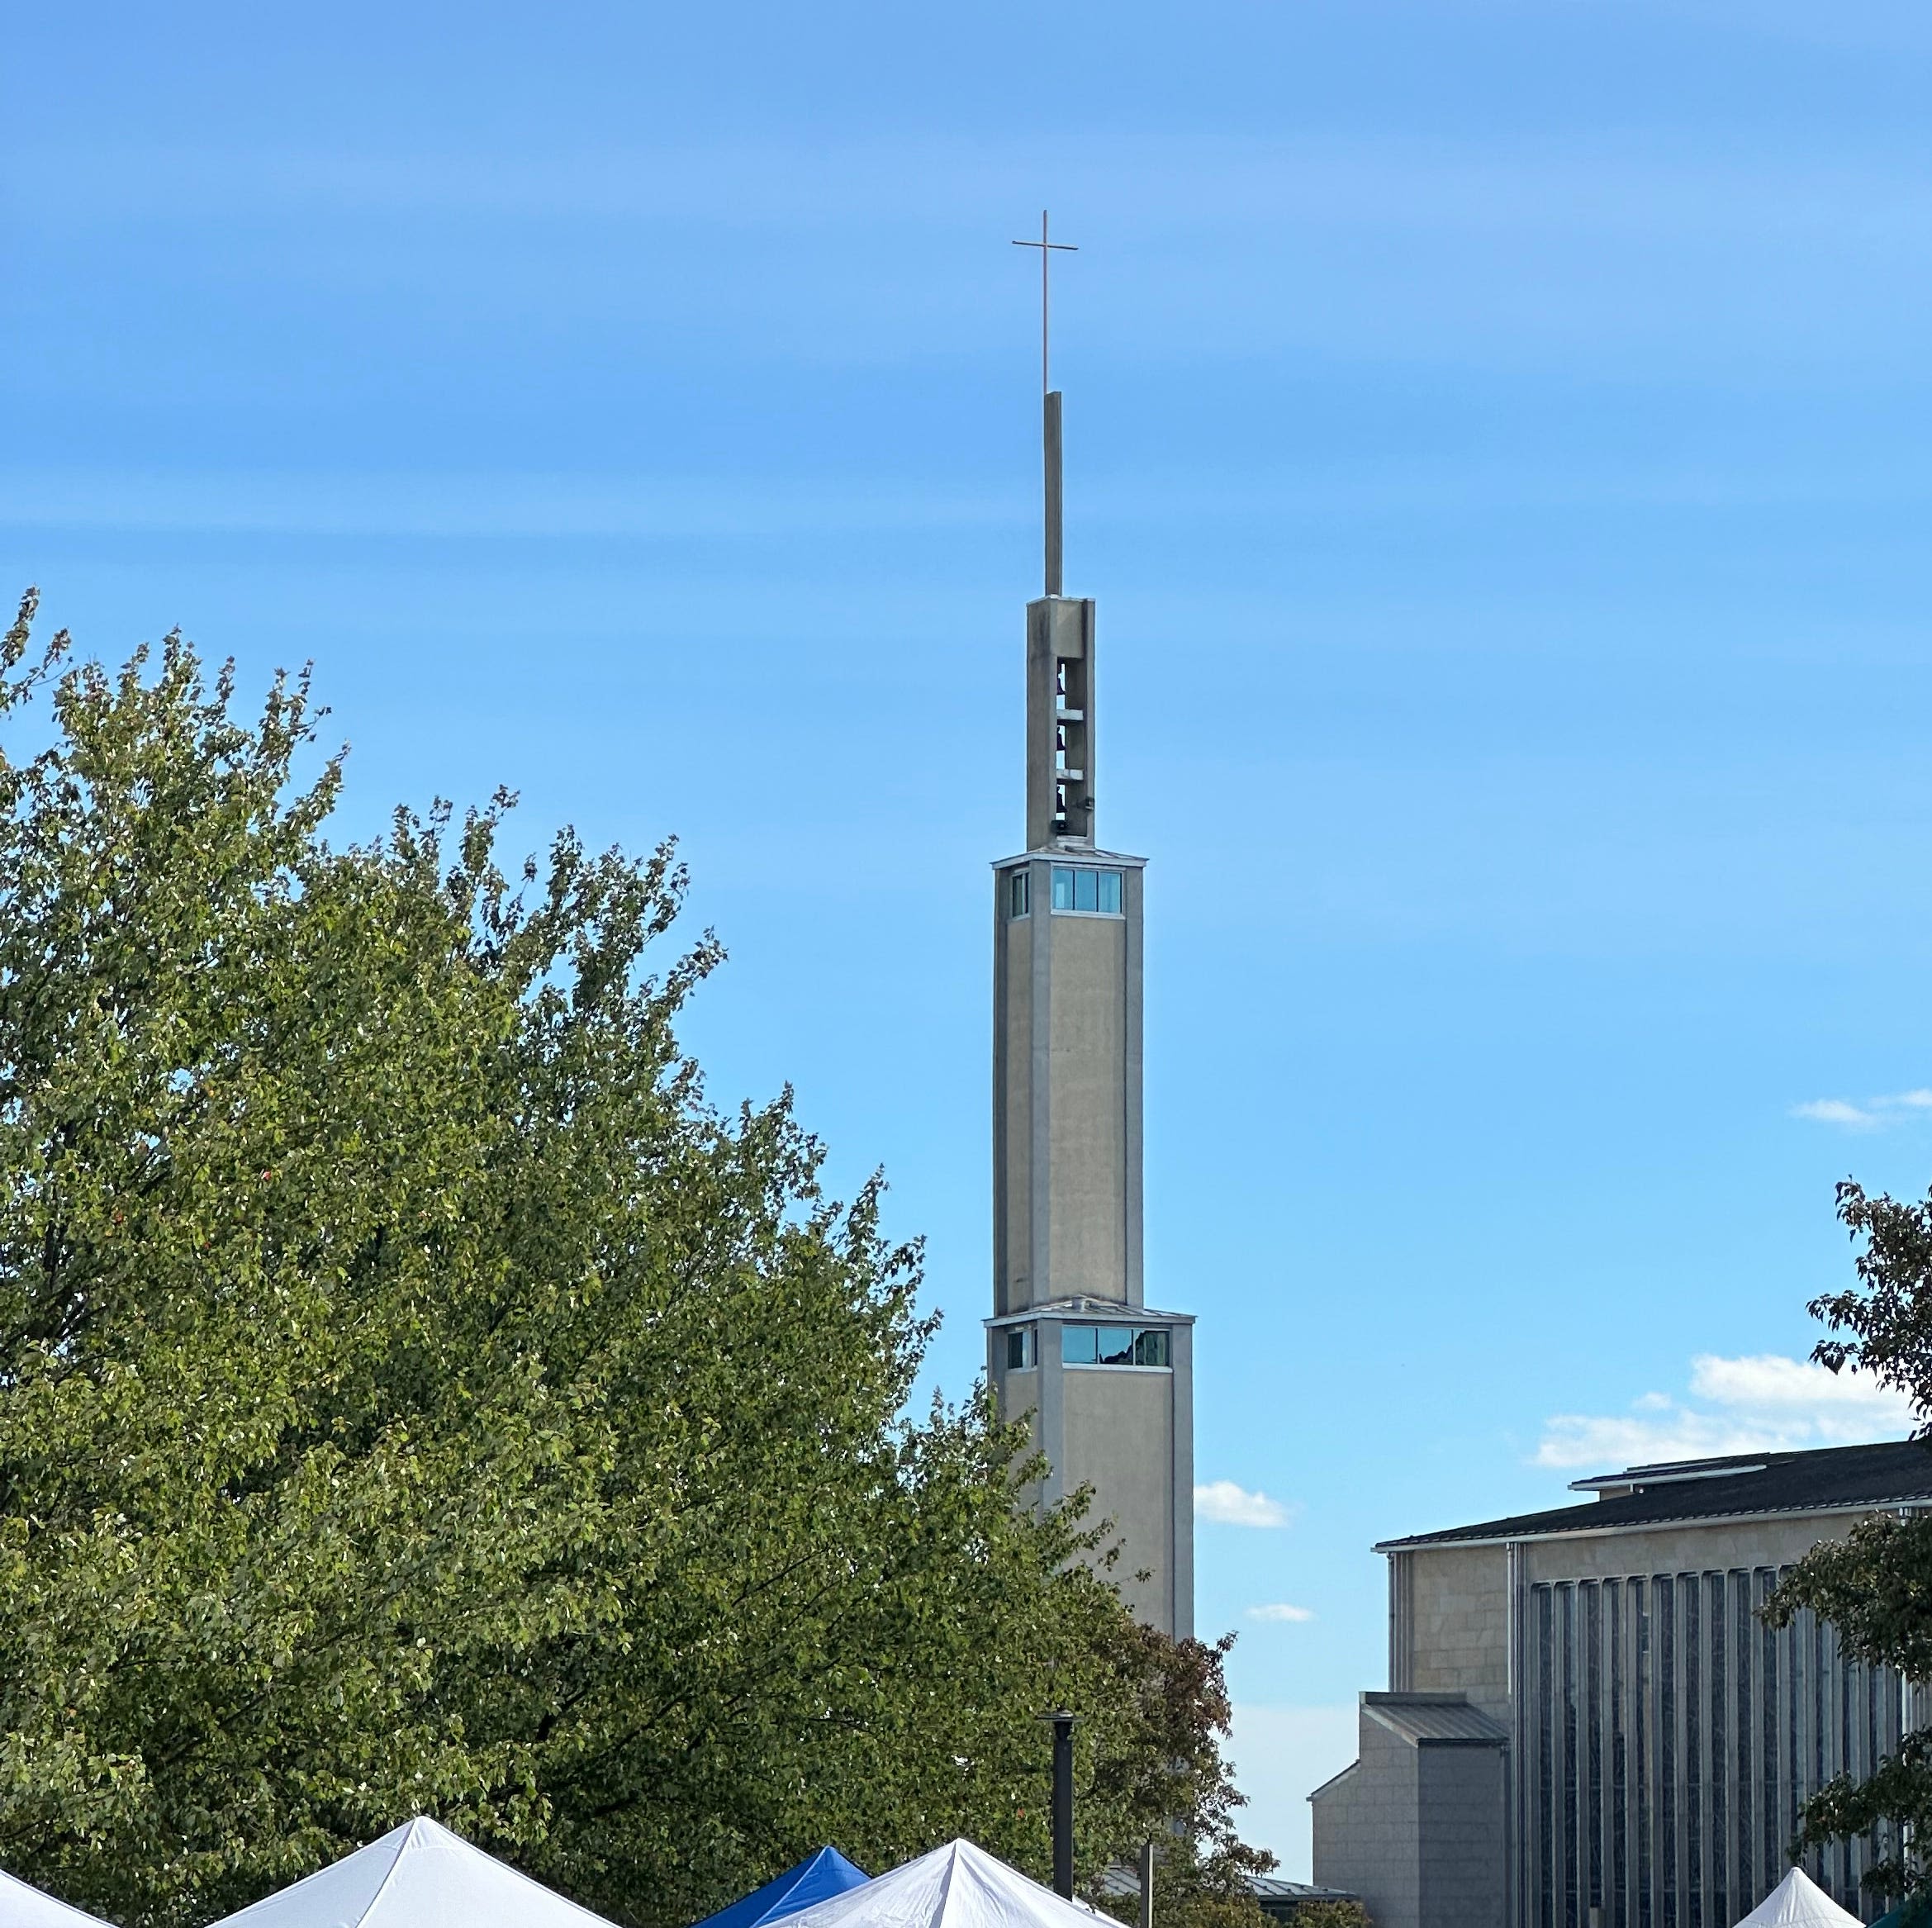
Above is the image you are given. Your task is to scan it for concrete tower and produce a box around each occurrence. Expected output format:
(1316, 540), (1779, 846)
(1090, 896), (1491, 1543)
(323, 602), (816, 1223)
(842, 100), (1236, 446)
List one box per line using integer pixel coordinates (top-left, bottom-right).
(985, 377), (1195, 1640)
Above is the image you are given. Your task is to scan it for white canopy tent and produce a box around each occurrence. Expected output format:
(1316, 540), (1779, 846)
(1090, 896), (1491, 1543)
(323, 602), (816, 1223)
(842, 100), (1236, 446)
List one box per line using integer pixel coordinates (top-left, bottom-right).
(205, 1816), (624, 1928)
(1733, 1867), (1862, 1927)
(780, 1840), (1106, 1928)
(0, 1868), (111, 1928)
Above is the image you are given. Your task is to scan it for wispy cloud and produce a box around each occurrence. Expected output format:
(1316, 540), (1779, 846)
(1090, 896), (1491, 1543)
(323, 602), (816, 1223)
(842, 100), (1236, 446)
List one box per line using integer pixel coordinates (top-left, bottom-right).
(1246, 1603), (1317, 1623)
(1792, 1089), (1932, 1131)
(1537, 1352), (1915, 1469)
(1196, 1480), (1296, 1528)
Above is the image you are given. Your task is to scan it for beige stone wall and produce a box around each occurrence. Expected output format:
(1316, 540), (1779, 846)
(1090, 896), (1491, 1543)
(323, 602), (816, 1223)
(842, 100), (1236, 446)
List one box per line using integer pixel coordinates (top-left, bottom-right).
(1518, 1509), (1874, 1583)
(1061, 1363), (1173, 1629)
(1047, 913), (1126, 1297)
(1313, 1716), (1421, 1928)
(990, 1357), (1044, 1508)
(1403, 1542), (1512, 1724)
(997, 908), (1032, 1304)
(1398, 1508), (1887, 1708)
(1362, 1504), (1911, 1927)
(994, 1362), (1042, 1451)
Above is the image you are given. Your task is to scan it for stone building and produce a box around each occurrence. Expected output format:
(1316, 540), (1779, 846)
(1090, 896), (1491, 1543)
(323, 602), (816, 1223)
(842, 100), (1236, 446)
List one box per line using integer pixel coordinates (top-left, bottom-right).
(982, 382), (1194, 1638)
(1311, 1439), (1932, 1927)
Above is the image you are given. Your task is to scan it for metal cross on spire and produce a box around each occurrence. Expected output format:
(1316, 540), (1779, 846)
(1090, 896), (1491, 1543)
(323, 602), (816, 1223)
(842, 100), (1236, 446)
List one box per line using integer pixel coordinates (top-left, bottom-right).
(1012, 210), (1078, 397)
(1013, 211), (1079, 594)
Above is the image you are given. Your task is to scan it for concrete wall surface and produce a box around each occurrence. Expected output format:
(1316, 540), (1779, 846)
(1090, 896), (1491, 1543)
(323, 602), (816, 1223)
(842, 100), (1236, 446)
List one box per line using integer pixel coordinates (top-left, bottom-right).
(1047, 911), (1127, 1297)
(1519, 1510), (1876, 1584)
(994, 897), (1032, 1311)
(1061, 1359), (1175, 1629)
(1313, 1696), (1507, 1928)
(990, 858), (1140, 1315)
(1312, 1710), (1421, 1928)
(1400, 1542), (1511, 1724)
(1417, 1744), (1507, 1928)
(1377, 1505), (1908, 1927)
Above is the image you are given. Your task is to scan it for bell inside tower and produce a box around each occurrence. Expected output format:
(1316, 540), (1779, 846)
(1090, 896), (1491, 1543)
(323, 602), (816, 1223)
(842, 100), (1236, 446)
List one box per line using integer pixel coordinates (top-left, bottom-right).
(1053, 653), (1089, 838)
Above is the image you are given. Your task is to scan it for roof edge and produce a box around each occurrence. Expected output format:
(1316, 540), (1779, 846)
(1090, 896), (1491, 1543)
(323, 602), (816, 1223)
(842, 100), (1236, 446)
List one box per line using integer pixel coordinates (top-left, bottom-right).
(1376, 1497), (1930, 1555)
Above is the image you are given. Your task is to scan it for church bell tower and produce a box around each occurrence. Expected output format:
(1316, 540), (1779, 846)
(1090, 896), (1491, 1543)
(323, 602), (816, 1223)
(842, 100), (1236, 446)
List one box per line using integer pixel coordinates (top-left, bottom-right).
(985, 222), (1195, 1638)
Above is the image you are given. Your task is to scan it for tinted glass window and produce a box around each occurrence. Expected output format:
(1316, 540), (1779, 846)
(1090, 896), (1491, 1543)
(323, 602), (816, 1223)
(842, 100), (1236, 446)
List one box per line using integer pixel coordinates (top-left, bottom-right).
(1061, 1323), (1172, 1366)
(1006, 1326), (1035, 1369)
(1048, 867), (1123, 914)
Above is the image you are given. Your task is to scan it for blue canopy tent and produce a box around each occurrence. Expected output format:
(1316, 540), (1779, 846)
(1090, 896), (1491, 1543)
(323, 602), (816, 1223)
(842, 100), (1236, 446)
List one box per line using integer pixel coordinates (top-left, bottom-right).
(692, 1850), (868, 1928)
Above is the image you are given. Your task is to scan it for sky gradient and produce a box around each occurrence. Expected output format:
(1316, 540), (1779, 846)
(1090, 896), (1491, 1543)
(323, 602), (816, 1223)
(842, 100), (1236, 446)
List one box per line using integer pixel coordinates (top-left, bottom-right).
(12, 0), (1932, 1875)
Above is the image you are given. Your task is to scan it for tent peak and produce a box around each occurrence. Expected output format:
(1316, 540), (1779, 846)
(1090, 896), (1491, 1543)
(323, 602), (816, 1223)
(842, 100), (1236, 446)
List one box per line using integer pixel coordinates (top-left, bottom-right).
(781, 1835), (1110, 1928)
(1732, 1864), (1862, 1927)
(205, 1813), (623, 1928)
(689, 1845), (868, 1928)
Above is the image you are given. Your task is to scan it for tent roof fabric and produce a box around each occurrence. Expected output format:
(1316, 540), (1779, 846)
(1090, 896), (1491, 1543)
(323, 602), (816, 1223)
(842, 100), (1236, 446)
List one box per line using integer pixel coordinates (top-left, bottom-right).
(205, 1816), (624, 1928)
(0, 1866), (112, 1927)
(693, 1850), (868, 1928)
(780, 1840), (1104, 1928)
(1732, 1867), (1862, 1926)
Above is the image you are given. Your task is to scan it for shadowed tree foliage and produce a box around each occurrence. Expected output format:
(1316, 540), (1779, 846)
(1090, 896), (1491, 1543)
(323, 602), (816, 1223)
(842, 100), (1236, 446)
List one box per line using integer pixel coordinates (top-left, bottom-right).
(1765, 1176), (1932, 1912)
(1089, 1626), (1275, 1928)
(0, 593), (1267, 1928)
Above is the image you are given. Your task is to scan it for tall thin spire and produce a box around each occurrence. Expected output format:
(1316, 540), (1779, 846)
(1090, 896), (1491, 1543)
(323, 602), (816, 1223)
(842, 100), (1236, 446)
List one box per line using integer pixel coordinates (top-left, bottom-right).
(987, 226), (1192, 1639)
(1012, 211), (1077, 596)
(1043, 391), (1062, 597)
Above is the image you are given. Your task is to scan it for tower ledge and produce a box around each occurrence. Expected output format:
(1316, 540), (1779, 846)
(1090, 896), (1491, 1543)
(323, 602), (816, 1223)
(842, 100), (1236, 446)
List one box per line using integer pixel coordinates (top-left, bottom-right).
(985, 1298), (1198, 1328)
(990, 843), (1147, 870)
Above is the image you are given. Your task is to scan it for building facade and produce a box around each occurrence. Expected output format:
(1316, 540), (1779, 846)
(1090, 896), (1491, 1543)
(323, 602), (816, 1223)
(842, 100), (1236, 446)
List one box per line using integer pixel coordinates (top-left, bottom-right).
(983, 387), (1194, 1638)
(1312, 1440), (1932, 1927)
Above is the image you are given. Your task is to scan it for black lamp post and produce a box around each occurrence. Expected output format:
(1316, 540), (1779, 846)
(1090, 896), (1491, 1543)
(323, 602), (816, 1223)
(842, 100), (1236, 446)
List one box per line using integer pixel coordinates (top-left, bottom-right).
(1041, 1711), (1075, 1898)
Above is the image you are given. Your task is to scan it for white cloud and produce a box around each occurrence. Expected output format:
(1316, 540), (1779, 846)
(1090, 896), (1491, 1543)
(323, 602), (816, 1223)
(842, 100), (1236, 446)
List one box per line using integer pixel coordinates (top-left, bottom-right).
(1195, 1479), (1296, 1528)
(1536, 1352), (1915, 1470)
(1792, 1089), (1932, 1131)
(1688, 1352), (1903, 1415)
(1246, 1603), (1317, 1623)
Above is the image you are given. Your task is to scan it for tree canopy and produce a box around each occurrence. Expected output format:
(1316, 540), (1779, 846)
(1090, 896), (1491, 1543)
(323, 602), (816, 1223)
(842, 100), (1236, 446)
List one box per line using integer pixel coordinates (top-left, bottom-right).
(1767, 1176), (1932, 1914)
(0, 593), (1268, 1928)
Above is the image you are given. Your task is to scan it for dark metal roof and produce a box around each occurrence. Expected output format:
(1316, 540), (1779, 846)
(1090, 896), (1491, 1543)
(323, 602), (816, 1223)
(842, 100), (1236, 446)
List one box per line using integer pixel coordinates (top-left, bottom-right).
(1097, 1869), (1368, 1916)
(1093, 1870), (1358, 1910)
(989, 843), (1149, 871)
(1362, 1693), (1508, 1746)
(1376, 1437), (1932, 1551)
(984, 1297), (1197, 1328)
(1245, 1875), (1361, 1916)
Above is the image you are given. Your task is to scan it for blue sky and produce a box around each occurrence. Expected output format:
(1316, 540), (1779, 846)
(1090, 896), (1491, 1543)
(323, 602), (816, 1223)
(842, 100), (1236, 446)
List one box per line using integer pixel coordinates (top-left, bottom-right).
(12, 0), (1932, 1878)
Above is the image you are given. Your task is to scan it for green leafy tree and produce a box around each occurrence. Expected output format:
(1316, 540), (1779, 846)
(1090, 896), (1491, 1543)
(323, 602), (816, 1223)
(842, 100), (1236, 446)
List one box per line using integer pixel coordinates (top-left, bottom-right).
(1764, 1177), (1932, 1911)
(1089, 1626), (1273, 1928)
(0, 594), (1265, 1928)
